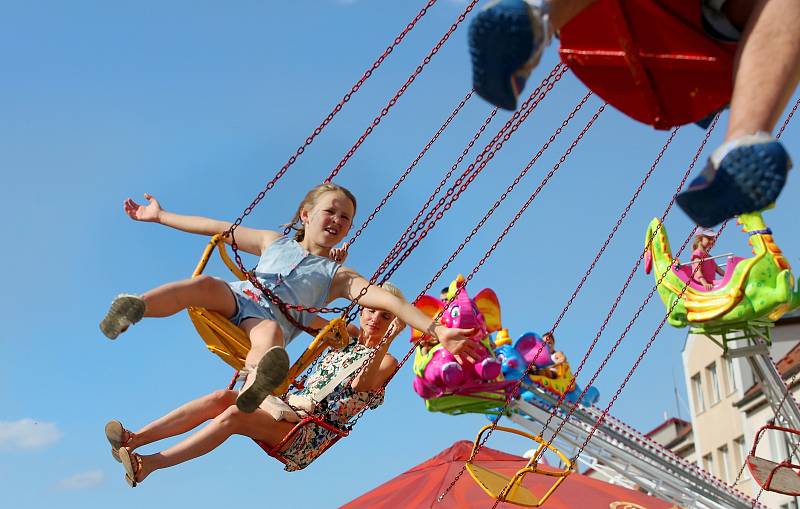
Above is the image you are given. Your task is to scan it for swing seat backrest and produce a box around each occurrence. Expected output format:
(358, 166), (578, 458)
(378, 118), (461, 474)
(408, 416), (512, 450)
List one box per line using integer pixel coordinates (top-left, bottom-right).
(188, 234), (350, 394)
(559, 0), (736, 129)
(747, 424), (800, 496)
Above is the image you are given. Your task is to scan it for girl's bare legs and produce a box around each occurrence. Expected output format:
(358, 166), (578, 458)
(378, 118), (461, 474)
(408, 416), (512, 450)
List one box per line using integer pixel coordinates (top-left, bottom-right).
(236, 318), (290, 412)
(141, 275), (237, 318)
(100, 275), (237, 339)
(125, 398), (295, 482)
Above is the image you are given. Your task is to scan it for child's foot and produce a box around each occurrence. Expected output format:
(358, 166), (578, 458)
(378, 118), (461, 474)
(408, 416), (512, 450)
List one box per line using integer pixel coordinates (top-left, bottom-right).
(236, 346), (290, 413)
(677, 134), (791, 227)
(99, 294), (145, 339)
(468, 0), (551, 110)
(105, 420), (134, 463)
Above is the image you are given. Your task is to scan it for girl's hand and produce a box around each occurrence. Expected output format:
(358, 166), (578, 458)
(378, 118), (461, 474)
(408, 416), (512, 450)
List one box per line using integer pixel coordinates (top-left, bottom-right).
(330, 242), (349, 264)
(124, 193), (162, 223)
(435, 325), (481, 363)
(703, 282), (713, 291)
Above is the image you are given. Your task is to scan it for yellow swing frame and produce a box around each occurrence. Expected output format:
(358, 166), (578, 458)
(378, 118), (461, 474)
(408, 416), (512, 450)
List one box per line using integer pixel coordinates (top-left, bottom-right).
(185, 234), (350, 396)
(466, 424), (574, 507)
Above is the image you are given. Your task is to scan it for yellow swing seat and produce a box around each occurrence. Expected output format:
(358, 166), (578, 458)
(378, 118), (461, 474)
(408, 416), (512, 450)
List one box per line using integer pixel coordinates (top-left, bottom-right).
(466, 424), (573, 507)
(186, 234), (350, 395)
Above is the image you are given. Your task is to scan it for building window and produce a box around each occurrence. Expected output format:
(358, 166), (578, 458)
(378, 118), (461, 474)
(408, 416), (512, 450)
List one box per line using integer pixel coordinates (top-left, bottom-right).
(734, 436), (749, 480)
(702, 453), (714, 476)
(718, 445), (730, 482)
(692, 374), (705, 413)
(725, 357), (738, 393)
(706, 363), (721, 404)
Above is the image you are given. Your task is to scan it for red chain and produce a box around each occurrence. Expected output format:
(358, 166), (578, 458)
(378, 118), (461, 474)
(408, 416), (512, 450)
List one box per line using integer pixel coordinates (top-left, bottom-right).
(776, 95), (800, 139)
(377, 64), (564, 277)
(339, 65), (566, 324)
(346, 90), (474, 249)
(377, 66), (569, 288)
(530, 115), (720, 449)
(324, 0), (480, 183)
(222, 1), (443, 329)
(438, 113), (722, 505)
(425, 94), (595, 296)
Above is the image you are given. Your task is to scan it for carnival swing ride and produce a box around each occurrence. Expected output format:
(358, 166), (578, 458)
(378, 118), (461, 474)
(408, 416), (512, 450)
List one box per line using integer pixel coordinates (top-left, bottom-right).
(121, 0), (800, 506)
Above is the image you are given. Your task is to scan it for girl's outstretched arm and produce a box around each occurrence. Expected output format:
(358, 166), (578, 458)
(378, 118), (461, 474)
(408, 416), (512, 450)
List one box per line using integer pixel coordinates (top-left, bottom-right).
(123, 193), (279, 255)
(332, 269), (483, 362)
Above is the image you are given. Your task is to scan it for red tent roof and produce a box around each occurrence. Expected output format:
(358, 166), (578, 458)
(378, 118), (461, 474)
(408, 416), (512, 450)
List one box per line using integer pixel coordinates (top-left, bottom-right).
(341, 441), (679, 509)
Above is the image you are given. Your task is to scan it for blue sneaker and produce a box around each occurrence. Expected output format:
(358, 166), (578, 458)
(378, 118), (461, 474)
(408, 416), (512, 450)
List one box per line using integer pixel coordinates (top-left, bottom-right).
(468, 0), (550, 110)
(677, 134), (791, 227)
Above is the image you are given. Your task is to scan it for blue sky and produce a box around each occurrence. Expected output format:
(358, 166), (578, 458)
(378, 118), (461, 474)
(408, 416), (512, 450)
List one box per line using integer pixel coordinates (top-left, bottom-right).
(3, 1), (800, 508)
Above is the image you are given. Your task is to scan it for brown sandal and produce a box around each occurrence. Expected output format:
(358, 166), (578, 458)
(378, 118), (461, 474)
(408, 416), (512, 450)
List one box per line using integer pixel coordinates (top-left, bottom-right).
(118, 447), (143, 487)
(105, 420), (134, 463)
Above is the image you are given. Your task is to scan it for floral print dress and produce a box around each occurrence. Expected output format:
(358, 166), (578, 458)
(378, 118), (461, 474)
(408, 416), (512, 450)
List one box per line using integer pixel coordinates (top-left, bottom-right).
(280, 340), (384, 471)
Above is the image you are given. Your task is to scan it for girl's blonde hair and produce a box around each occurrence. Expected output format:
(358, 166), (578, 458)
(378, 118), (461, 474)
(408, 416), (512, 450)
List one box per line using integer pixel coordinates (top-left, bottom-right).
(286, 183), (358, 241)
(692, 234), (711, 251)
(378, 281), (407, 334)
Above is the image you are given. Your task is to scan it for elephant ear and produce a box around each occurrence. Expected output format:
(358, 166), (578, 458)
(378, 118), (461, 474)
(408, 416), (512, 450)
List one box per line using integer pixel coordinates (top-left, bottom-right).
(474, 288), (501, 333)
(410, 295), (444, 342)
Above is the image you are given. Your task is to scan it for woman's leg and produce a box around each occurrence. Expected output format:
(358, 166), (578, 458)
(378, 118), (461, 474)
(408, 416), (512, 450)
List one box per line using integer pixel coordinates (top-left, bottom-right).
(123, 390), (238, 451)
(132, 406), (295, 482)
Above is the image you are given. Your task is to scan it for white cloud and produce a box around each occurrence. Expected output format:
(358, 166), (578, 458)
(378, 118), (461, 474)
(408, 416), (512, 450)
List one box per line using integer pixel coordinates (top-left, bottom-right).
(55, 470), (105, 491)
(0, 418), (62, 450)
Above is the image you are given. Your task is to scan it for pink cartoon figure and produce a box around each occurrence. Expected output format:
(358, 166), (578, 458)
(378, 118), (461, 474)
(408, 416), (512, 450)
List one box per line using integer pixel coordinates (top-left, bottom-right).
(411, 275), (503, 399)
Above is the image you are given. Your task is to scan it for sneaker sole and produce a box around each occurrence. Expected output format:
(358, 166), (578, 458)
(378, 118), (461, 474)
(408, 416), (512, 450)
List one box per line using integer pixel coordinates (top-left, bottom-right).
(236, 347), (290, 413)
(100, 295), (145, 339)
(677, 141), (790, 227)
(469, 0), (537, 110)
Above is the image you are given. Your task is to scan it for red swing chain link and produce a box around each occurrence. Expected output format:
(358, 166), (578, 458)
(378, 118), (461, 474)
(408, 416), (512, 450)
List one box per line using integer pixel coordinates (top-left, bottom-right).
(730, 96), (800, 502)
(426, 93), (596, 295)
(438, 113), (722, 505)
(221, 0), (454, 331)
(575, 97), (800, 506)
(346, 90), (475, 249)
(344, 81), (590, 432)
(325, 0), (480, 183)
(375, 66), (569, 288)
(339, 65), (567, 324)
(377, 64), (564, 278)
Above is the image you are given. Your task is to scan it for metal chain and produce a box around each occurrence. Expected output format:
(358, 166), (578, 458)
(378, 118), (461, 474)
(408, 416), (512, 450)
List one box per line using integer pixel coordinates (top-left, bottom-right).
(435, 102), (607, 503)
(229, 0), (439, 234)
(340, 65), (566, 325)
(424, 93), (594, 294)
(549, 126), (681, 333)
(528, 116), (720, 451)
(324, 0), (480, 183)
(437, 113), (721, 505)
(342, 70), (573, 431)
(346, 90), (474, 249)
(375, 64), (563, 280)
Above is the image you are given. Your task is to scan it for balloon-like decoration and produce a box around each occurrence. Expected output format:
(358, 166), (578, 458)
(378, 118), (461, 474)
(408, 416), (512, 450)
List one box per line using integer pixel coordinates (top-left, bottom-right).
(494, 331), (600, 407)
(411, 275), (504, 400)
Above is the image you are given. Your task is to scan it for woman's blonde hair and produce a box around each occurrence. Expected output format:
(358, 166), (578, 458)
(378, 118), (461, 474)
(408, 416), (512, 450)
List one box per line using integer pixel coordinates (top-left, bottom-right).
(377, 281), (407, 334)
(286, 183), (357, 241)
(692, 234), (711, 251)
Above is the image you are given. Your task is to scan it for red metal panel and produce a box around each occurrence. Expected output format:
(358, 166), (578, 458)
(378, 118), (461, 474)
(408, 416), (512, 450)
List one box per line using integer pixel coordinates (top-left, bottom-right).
(559, 0), (736, 129)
